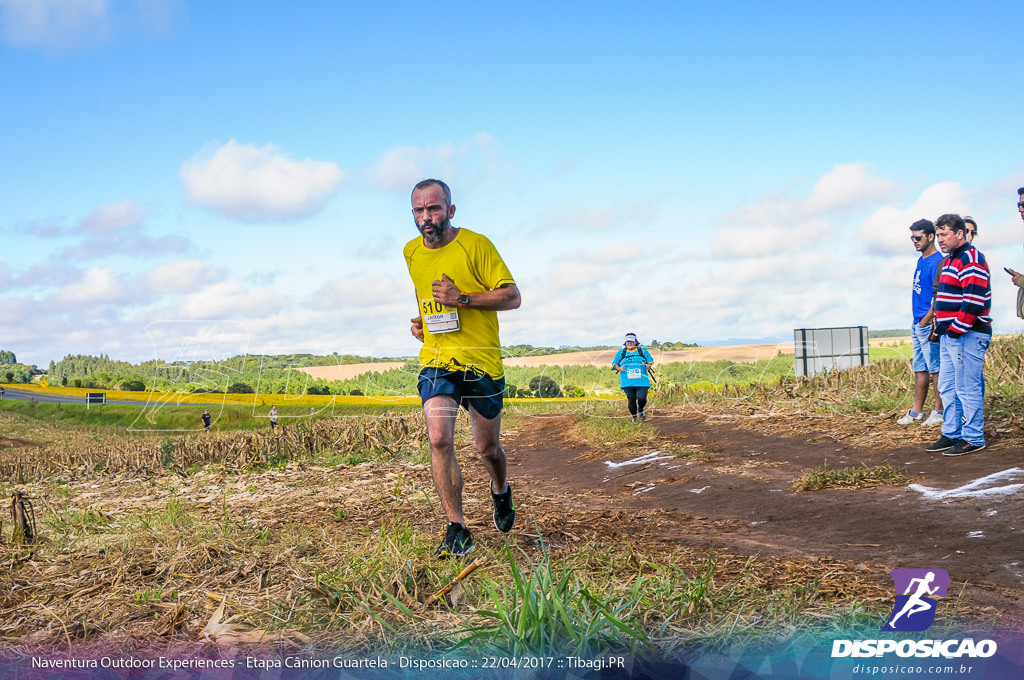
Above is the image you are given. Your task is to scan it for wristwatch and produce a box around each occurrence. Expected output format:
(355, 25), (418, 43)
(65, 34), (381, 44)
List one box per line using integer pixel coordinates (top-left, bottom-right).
(457, 292), (470, 309)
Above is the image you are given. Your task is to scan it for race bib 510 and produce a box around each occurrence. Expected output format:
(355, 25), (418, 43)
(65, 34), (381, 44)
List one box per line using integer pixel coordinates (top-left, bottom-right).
(421, 299), (460, 334)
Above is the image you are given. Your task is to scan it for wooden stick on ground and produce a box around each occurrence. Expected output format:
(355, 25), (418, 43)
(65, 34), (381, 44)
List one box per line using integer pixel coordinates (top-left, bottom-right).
(432, 557), (485, 602)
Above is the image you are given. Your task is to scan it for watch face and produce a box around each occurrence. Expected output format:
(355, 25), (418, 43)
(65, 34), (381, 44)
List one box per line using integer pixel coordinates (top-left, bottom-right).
(458, 294), (470, 304)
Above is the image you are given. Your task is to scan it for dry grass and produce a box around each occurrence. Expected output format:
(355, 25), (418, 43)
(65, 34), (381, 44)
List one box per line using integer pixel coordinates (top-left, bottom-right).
(0, 400), (1003, 659)
(2, 459), (917, 658)
(0, 412), (427, 482)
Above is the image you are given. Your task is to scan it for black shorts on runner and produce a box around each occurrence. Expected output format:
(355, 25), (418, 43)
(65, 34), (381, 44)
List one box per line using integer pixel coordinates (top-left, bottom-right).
(417, 367), (505, 420)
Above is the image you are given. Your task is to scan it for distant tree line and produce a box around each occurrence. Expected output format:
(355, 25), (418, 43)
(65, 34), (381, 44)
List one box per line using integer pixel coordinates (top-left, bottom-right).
(503, 344), (617, 357)
(503, 340), (699, 357)
(646, 339), (701, 350)
(43, 353), (392, 394)
(1, 349), (41, 384)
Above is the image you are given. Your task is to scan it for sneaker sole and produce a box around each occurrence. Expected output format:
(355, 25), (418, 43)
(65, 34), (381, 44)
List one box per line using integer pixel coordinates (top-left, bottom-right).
(943, 444), (986, 457)
(493, 510), (516, 533)
(437, 544), (475, 559)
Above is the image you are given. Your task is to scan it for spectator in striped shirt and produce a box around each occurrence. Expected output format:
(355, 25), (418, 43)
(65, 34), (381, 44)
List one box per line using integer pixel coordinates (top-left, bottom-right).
(924, 214), (992, 457)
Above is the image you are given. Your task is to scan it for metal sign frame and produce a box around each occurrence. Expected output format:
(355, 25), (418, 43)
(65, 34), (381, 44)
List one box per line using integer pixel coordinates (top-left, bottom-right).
(794, 326), (869, 378)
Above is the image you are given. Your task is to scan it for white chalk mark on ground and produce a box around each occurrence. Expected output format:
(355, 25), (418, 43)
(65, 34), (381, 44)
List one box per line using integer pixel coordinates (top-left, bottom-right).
(690, 486), (710, 494)
(968, 531), (984, 538)
(1006, 563), (1024, 585)
(633, 484), (656, 496)
(604, 451), (674, 469)
(908, 468), (1024, 500)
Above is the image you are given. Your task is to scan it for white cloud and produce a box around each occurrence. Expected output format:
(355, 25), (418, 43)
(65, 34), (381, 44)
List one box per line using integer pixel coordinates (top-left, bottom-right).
(146, 259), (224, 294)
(175, 281), (288, 319)
(537, 195), (663, 233)
(858, 181), (968, 256)
(542, 242), (650, 292)
(79, 198), (147, 232)
(0, 0), (185, 53)
(53, 266), (130, 304)
(804, 162), (900, 215)
(522, 247), (896, 347)
(307, 272), (411, 315)
(11, 219), (64, 238)
(179, 139), (346, 222)
(0, 0), (109, 51)
(711, 163), (900, 260)
(710, 217), (833, 259)
(365, 133), (504, 193)
(727, 162), (899, 226)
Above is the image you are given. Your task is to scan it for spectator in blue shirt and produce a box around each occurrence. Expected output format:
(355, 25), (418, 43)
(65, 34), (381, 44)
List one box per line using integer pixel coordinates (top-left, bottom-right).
(898, 219), (944, 426)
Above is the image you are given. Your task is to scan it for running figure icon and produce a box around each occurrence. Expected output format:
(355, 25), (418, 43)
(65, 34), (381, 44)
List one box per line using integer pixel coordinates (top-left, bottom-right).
(882, 568), (949, 632)
(887, 572), (938, 627)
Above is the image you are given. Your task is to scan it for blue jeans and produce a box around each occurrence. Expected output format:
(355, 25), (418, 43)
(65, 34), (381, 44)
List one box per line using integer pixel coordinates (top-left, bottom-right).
(910, 321), (940, 374)
(938, 331), (990, 445)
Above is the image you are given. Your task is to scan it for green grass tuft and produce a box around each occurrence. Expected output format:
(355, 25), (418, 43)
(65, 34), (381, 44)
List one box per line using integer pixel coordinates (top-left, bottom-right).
(794, 461), (912, 491)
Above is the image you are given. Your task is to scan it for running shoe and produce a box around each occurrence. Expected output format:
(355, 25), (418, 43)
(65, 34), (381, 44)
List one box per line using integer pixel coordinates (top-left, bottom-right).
(896, 411), (923, 425)
(492, 483), (516, 533)
(942, 440), (986, 457)
(639, 411), (647, 422)
(924, 435), (958, 452)
(922, 410), (943, 427)
(436, 522), (474, 558)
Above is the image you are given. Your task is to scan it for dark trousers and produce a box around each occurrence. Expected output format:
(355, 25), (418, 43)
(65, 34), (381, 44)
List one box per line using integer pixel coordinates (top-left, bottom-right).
(622, 386), (649, 416)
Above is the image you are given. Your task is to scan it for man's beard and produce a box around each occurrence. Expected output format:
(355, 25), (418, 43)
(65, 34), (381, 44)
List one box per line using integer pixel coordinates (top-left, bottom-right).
(418, 216), (451, 244)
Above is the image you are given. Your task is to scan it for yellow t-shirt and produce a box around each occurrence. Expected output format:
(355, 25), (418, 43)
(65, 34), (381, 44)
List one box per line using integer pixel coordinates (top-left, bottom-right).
(404, 228), (515, 380)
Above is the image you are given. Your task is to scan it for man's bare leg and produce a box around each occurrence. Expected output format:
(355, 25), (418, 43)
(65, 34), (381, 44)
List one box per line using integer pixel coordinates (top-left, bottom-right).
(930, 372), (943, 412)
(469, 405), (507, 494)
(424, 395), (465, 525)
(913, 371), (930, 413)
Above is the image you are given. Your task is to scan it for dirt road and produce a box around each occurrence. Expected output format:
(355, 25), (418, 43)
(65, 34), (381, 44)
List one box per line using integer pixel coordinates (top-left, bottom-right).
(505, 408), (1024, 628)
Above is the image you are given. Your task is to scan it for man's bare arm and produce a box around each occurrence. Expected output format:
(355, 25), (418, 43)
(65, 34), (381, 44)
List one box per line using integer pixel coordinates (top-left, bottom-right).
(431, 273), (521, 311)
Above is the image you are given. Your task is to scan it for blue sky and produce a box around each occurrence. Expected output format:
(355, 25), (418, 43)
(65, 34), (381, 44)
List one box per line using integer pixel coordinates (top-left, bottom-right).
(2, 1), (1023, 368)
